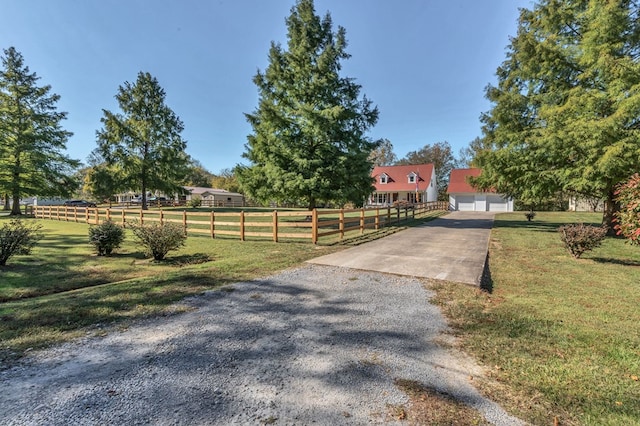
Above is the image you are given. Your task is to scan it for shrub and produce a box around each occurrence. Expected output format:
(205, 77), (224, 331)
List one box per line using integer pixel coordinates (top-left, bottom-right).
(129, 221), (186, 261)
(558, 223), (607, 258)
(188, 196), (202, 208)
(0, 219), (43, 266)
(614, 173), (640, 244)
(89, 220), (125, 256)
(524, 211), (536, 221)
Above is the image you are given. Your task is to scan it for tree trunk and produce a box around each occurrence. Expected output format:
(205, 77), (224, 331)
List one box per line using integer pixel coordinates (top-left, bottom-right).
(10, 193), (21, 215)
(307, 197), (316, 211)
(2, 194), (9, 211)
(602, 186), (618, 236)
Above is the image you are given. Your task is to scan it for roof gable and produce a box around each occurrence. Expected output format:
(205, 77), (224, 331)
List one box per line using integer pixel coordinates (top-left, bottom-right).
(371, 164), (434, 191)
(446, 168), (495, 194)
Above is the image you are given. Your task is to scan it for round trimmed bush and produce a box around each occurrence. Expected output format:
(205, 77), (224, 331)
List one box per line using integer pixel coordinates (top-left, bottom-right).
(89, 220), (125, 256)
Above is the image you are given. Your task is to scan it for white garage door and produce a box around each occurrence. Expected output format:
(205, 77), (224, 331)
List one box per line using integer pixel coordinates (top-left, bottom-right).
(487, 195), (508, 212)
(456, 196), (476, 211)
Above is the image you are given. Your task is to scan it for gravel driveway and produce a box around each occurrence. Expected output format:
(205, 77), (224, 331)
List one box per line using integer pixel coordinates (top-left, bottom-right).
(0, 265), (524, 425)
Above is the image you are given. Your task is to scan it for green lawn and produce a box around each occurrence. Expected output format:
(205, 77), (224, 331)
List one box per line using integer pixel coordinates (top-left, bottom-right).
(0, 212), (443, 365)
(0, 217), (344, 364)
(430, 212), (640, 426)
(4, 211), (638, 425)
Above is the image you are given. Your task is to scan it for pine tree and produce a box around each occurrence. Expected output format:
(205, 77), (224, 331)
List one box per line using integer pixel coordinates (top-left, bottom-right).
(237, 0), (379, 209)
(0, 47), (79, 215)
(476, 0), (640, 228)
(95, 72), (189, 210)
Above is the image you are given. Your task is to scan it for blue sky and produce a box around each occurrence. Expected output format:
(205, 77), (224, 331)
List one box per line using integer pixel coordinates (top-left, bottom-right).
(2, 0), (531, 174)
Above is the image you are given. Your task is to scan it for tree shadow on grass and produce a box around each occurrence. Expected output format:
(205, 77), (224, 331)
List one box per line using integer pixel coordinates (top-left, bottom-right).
(480, 252), (494, 293)
(589, 257), (640, 267)
(162, 253), (213, 267)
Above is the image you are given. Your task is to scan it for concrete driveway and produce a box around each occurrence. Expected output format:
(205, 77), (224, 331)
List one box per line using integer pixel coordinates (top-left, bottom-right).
(308, 211), (495, 285)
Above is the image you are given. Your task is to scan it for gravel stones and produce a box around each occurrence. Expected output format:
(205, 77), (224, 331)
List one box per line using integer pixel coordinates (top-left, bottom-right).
(0, 264), (524, 425)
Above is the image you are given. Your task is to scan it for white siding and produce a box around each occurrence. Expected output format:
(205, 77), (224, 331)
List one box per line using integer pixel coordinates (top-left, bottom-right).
(487, 195), (509, 211)
(450, 193), (514, 212)
(456, 195), (476, 211)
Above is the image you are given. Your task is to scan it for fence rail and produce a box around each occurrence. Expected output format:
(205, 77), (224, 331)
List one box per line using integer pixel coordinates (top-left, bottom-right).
(32, 201), (448, 244)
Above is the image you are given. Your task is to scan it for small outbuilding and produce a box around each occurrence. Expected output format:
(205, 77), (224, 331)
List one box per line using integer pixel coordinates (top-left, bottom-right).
(447, 168), (513, 212)
(182, 186), (245, 207)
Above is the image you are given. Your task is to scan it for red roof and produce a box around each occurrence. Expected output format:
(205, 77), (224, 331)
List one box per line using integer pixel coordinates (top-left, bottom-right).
(447, 168), (493, 194)
(371, 164), (434, 192)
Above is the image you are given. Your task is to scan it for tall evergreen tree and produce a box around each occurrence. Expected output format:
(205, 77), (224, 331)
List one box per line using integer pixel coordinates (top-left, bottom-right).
(237, 0), (379, 209)
(95, 72), (189, 210)
(476, 0), (640, 228)
(0, 47), (79, 215)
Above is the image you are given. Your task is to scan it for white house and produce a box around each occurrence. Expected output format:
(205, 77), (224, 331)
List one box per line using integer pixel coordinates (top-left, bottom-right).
(447, 168), (513, 212)
(368, 163), (438, 206)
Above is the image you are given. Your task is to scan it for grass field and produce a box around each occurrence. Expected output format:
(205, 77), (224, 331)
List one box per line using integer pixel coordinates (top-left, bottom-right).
(429, 212), (640, 426)
(0, 217), (347, 364)
(0, 212), (443, 365)
(3, 211), (638, 425)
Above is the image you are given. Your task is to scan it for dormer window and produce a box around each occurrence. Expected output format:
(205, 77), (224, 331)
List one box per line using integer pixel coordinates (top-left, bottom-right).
(408, 172), (418, 184)
(380, 173), (389, 184)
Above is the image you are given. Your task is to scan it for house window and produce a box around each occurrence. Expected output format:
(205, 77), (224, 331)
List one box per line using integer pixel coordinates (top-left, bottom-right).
(408, 175), (416, 184)
(380, 174), (388, 184)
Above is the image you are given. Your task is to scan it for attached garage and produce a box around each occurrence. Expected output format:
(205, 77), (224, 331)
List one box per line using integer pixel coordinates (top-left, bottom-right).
(487, 195), (509, 212)
(455, 195), (476, 211)
(447, 169), (514, 212)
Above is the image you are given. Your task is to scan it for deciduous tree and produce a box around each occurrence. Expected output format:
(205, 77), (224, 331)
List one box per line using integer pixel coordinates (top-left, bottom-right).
(369, 138), (397, 167)
(95, 72), (189, 210)
(458, 137), (485, 168)
(614, 173), (640, 244)
(237, 0), (379, 209)
(82, 152), (123, 203)
(185, 159), (214, 188)
(397, 141), (458, 200)
(476, 0), (640, 230)
(0, 47), (79, 215)
(211, 168), (240, 193)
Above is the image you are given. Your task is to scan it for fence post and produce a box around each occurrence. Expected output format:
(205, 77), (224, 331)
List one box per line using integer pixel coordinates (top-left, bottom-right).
(85, 207), (89, 224)
(106, 208), (111, 222)
(139, 209), (143, 225)
(182, 210), (187, 235)
(240, 211), (245, 241)
(312, 209), (318, 244)
(360, 208), (365, 234)
(74, 207), (78, 222)
(159, 209), (164, 225)
(375, 208), (380, 230)
(387, 207), (391, 226)
(272, 210), (278, 242)
(121, 209), (126, 227)
(210, 210), (215, 238)
(339, 209), (345, 240)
